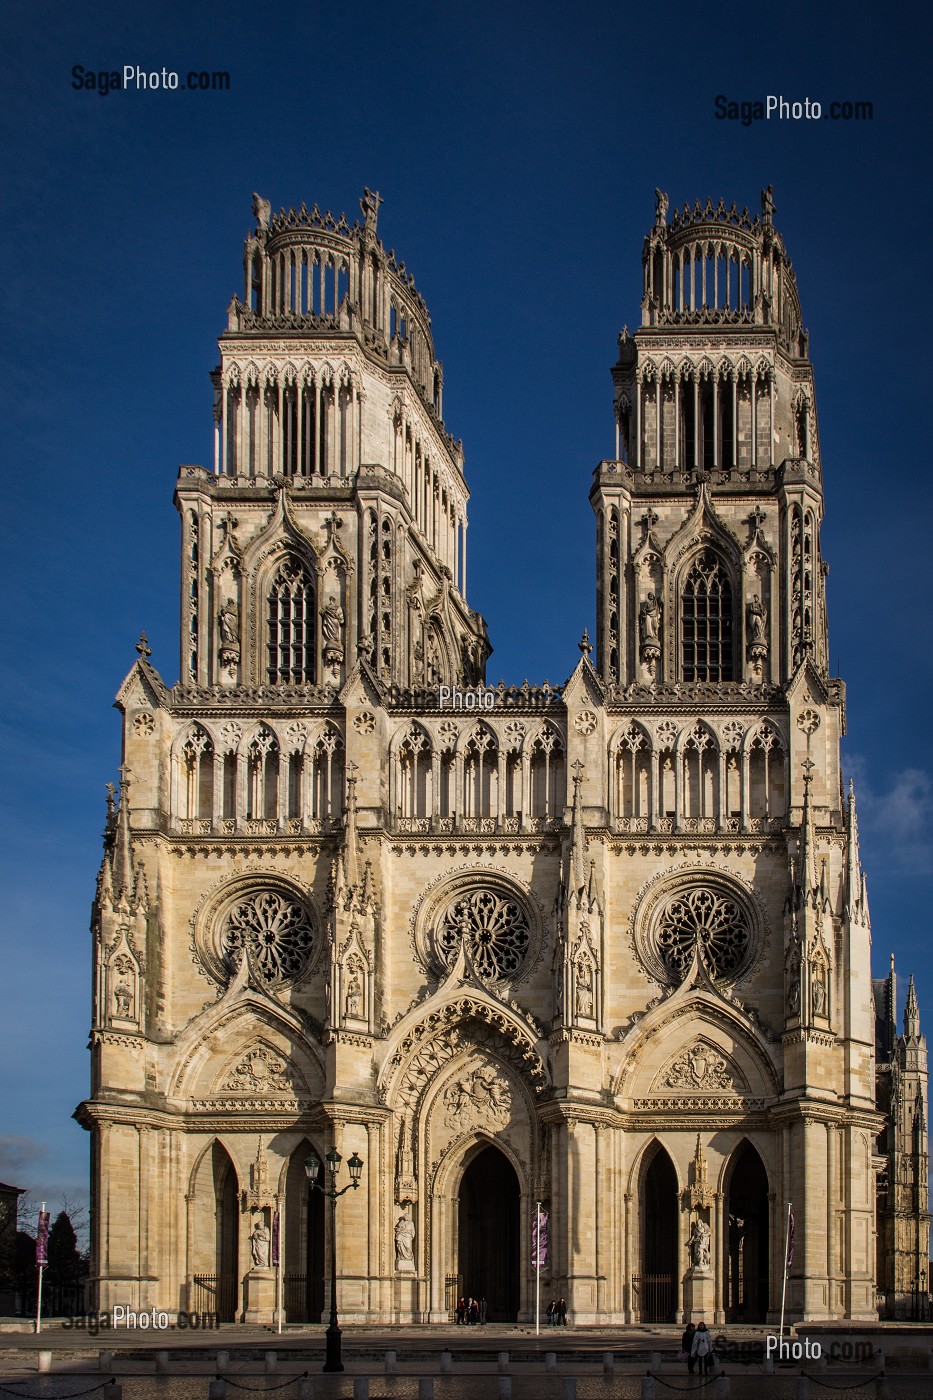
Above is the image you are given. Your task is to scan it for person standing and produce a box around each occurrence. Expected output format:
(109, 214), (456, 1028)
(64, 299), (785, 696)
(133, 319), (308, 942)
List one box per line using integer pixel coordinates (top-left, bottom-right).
(691, 1321), (714, 1376)
(557, 1297), (568, 1326)
(479, 1296), (487, 1325)
(681, 1322), (697, 1374)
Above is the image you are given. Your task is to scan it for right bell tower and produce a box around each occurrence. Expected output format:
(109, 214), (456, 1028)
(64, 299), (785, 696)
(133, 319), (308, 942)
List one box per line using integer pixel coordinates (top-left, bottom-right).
(592, 186), (827, 691)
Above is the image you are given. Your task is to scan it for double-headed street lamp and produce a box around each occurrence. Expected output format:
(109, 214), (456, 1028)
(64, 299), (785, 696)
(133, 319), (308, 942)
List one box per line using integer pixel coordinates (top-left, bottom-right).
(304, 1147), (363, 1372)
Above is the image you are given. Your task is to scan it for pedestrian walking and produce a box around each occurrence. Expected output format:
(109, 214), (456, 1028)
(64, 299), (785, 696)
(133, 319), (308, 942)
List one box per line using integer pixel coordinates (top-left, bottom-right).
(681, 1322), (696, 1374)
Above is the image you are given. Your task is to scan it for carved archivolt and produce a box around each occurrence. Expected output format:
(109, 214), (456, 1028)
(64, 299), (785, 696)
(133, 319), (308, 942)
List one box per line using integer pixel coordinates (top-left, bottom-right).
(219, 1042), (308, 1095)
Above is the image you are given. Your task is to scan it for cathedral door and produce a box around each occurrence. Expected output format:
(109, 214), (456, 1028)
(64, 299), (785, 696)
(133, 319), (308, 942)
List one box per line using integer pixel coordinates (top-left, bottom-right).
(284, 1143), (325, 1322)
(457, 1145), (520, 1321)
(726, 1143), (770, 1323)
(216, 1151), (239, 1323)
(641, 1146), (678, 1321)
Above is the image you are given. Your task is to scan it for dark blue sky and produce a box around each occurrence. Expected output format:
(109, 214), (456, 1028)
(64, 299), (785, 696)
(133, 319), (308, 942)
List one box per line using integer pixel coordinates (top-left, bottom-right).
(1, 1), (929, 1214)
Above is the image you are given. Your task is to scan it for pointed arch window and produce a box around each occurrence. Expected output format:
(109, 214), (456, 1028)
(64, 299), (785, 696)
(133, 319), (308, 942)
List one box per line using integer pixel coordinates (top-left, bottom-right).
(681, 551), (734, 681)
(267, 559), (315, 684)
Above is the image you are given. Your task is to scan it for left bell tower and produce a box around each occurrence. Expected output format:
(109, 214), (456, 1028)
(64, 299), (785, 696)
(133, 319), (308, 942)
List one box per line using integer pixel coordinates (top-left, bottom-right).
(176, 188), (490, 694)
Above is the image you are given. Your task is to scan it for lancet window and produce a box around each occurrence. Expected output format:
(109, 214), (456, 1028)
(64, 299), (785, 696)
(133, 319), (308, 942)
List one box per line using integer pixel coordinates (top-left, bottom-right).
(462, 729), (497, 819)
(246, 729), (278, 820)
(182, 727), (214, 820)
(267, 559), (315, 684)
(528, 727), (564, 820)
(397, 726), (432, 819)
(682, 724), (719, 822)
(747, 725), (787, 820)
(616, 723), (650, 819)
(681, 552), (734, 681)
(309, 729), (343, 820)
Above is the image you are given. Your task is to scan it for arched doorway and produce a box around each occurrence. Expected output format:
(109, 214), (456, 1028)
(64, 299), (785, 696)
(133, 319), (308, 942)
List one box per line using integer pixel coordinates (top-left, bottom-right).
(284, 1141), (325, 1323)
(641, 1145), (678, 1322)
(213, 1144), (238, 1322)
(726, 1142), (770, 1323)
(457, 1145), (520, 1321)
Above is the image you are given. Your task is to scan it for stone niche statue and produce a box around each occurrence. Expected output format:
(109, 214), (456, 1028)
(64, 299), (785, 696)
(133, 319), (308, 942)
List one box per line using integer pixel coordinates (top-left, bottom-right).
(250, 1218), (271, 1269)
(321, 596), (345, 667)
(639, 592), (662, 674)
(687, 1217), (712, 1272)
(746, 595), (768, 665)
(346, 970), (363, 1019)
(219, 600), (240, 666)
(575, 962), (594, 1018)
(394, 1213), (416, 1273)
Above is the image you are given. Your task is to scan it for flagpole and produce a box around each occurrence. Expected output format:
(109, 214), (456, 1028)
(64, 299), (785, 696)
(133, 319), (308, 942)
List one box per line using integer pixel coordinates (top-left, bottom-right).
(35, 1202), (46, 1336)
(535, 1201), (541, 1337)
(779, 1200), (792, 1341)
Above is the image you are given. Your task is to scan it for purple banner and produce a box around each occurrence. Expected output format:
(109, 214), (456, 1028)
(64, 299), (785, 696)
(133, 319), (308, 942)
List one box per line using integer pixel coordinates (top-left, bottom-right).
(532, 1207), (549, 1270)
(36, 1211), (50, 1268)
(271, 1210), (280, 1268)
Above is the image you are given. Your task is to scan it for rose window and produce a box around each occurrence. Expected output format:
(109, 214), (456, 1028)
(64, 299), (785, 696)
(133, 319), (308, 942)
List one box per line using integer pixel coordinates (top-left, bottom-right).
(655, 887), (749, 982)
(437, 888), (531, 981)
(222, 891), (315, 985)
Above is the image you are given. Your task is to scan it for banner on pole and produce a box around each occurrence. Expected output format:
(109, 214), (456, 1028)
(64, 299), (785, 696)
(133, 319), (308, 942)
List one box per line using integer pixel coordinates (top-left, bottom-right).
(532, 1207), (549, 1269)
(271, 1210), (280, 1268)
(785, 1211), (795, 1271)
(36, 1211), (50, 1268)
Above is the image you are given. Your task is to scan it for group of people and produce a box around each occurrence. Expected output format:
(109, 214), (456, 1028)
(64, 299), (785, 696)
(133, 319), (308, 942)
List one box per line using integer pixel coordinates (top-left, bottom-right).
(681, 1321), (716, 1375)
(455, 1296), (487, 1324)
(544, 1297), (568, 1326)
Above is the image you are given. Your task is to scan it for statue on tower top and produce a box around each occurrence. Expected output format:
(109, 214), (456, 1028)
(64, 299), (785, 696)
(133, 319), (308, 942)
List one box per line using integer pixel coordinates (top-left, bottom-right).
(361, 186), (383, 236)
(761, 184), (775, 224)
(654, 188), (669, 226)
(251, 193), (271, 230)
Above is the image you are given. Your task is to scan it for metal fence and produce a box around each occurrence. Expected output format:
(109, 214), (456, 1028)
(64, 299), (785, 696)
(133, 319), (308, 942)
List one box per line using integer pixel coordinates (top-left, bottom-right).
(191, 1274), (238, 1323)
(631, 1272), (674, 1323)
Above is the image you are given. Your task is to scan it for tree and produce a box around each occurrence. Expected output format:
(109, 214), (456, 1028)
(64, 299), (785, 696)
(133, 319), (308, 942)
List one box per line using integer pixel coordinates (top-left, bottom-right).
(46, 1212), (81, 1287)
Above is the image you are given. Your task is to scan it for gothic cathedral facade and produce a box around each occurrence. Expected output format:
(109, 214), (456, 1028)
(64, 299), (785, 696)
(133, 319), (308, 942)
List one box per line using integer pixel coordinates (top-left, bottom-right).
(78, 188), (928, 1326)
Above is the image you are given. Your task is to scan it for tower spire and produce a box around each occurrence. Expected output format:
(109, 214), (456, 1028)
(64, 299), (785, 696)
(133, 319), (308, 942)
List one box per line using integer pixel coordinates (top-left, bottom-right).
(906, 974), (922, 1040)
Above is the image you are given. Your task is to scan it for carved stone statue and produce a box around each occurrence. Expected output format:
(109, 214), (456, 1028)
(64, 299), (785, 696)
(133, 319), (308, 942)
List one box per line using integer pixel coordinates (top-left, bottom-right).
(575, 963), (594, 1018)
(655, 188), (669, 227)
(747, 595), (766, 644)
(219, 600), (240, 665)
(788, 975), (801, 1016)
(251, 193), (271, 230)
(250, 1220), (271, 1268)
(113, 979), (133, 1018)
(761, 185), (775, 221)
(687, 1218), (711, 1271)
(394, 1214), (416, 1272)
(812, 971), (826, 1016)
(321, 596), (345, 666)
(346, 971), (363, 1019)
(640, 593), (661, 646)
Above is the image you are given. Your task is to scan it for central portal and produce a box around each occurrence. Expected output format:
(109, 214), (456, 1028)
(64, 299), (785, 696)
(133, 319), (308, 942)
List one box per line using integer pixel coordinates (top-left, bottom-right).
(457, 1145), (520, 1321)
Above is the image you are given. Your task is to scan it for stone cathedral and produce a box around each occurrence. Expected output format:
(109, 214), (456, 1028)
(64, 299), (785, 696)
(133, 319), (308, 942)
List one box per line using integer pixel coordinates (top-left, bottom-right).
(78, 187), (929, 1327)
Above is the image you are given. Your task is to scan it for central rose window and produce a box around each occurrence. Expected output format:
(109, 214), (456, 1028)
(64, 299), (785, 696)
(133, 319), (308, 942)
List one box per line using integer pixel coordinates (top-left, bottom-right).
(655, 887), (749, 981)
(436, 888), (531, 981)
(631, 873), (760, 988)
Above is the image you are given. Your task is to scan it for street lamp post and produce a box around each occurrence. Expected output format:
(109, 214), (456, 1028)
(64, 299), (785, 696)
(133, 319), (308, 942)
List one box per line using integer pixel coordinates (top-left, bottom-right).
(304, 1148), (363, 1373)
